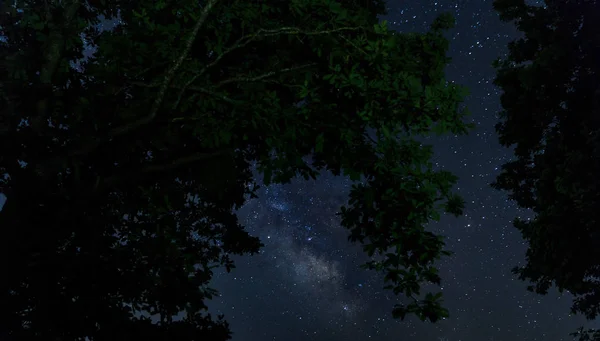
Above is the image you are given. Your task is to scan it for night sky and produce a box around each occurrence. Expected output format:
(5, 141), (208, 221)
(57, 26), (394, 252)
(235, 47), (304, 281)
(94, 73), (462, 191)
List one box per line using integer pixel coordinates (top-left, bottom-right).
(1, 0), (595, 340)
(205, 1), (596, 340)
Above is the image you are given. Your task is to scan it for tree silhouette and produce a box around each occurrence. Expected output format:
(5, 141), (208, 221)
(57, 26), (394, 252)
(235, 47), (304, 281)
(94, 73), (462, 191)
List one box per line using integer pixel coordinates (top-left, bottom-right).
(0, 0), (471, 339)
(491, 0), (600, 339)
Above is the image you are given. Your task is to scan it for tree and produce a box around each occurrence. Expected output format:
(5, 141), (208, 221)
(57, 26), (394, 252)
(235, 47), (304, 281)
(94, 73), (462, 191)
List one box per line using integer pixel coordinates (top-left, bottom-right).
(491, 0), (600, 339)
(0, 0), (471, 339)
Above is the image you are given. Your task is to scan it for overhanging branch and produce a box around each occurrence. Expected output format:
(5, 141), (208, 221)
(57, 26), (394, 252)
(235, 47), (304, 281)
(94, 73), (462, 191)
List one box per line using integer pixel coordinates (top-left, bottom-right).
(108, 0), (219, 137)
(110, 25), (360, 138)
(192, 26), (364, 83)
(129, 62), (317, 106)
(68, 0), (219, 160)
(64, 20), (364, 164)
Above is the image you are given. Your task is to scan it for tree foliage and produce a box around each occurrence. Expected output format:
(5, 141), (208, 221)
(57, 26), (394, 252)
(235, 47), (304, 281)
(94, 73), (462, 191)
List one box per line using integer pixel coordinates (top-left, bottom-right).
(0, 0), (471, 339)
(491, 0), (600, 339)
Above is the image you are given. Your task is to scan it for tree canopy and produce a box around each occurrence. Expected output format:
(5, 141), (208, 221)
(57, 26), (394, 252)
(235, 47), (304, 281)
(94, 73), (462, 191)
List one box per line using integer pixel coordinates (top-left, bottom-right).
(491, 0), (600, 339)
(0, 0), (471, 339)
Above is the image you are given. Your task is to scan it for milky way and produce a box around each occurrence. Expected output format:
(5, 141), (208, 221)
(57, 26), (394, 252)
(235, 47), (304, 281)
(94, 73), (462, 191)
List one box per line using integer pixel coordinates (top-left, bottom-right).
(219, 177), (377, 325)
(206, 1), (596, 340)
(3, 1), (596, 340)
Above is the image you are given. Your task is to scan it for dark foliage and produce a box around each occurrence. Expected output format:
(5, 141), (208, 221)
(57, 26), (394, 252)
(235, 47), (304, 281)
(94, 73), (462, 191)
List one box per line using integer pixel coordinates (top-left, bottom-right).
(0, 0), (470, 339)
(492, 0), (600, 339)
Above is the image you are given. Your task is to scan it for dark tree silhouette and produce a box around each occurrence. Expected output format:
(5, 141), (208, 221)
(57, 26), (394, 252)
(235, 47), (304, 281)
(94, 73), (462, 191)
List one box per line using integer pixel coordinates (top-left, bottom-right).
(491, 0), (600, 339)
(0, 0), (471, 339)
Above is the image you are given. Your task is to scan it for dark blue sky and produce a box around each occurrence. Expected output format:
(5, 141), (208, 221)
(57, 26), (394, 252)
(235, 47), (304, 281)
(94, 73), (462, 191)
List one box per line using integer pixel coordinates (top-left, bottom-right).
(0, 1), (593, 340)
(206, 0), (596, 340)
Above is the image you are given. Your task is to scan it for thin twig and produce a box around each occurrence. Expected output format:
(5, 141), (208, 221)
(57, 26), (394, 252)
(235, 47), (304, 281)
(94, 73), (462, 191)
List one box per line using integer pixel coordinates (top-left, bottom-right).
(128, 80), (239, 105)
(172, 74), (201, 110)
(215, 63), (318, 88)
(192, 26), (364, 81)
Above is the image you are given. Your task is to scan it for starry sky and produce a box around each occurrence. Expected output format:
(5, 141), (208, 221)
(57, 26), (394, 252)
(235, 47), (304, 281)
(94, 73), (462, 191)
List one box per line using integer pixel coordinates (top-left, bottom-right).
(1, 1), (594, 340)
(205, 1), (596, 340)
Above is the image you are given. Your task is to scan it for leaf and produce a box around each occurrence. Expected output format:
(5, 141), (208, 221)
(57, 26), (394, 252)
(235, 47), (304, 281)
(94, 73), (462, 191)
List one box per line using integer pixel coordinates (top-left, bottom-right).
(315, 133), (325, 153)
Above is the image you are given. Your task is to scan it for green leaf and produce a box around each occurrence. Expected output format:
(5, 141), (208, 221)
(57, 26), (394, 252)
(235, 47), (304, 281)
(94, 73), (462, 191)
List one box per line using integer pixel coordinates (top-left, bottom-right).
(315, 134), (325, 153)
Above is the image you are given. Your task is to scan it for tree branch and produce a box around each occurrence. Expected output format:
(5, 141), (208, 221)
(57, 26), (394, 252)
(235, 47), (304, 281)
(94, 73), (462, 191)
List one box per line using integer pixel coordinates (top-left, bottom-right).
(215, 63), (318, 87)
(68, 0), (219, 160)
(192, 26), (364, 82)
(111, 25), (359, 139)
(107, 0), (219, 138)
(128, 80), (239, 105)
(129, 62), (317, 106)
(68, 22), (360, 162)
(339, 34), (369, 57)
(172, 74), (201, 110)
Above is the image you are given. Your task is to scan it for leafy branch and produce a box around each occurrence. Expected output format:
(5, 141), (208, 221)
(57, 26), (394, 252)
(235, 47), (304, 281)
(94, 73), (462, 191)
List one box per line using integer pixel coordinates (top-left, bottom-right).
(129, 62), (318, 108)
(108, 0), (219, 138)
(90, 24), (360, 149)
(195, 26), (365, 80)
(65, 0), (219, 160)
